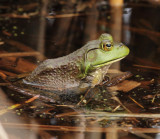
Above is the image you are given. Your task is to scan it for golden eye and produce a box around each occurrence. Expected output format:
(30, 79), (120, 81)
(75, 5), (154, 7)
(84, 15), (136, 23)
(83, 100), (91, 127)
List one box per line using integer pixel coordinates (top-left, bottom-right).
(101, 42), (113, 51)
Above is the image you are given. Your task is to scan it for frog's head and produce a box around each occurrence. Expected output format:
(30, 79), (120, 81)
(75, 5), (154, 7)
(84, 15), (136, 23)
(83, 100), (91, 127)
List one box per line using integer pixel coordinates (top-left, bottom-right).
(83, 33), (129, 74)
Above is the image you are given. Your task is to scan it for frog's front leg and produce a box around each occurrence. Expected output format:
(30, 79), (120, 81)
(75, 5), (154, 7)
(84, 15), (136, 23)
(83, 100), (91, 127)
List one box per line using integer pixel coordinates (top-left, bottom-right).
(80, 66), (110, 89)
(102, 71), (132, 87)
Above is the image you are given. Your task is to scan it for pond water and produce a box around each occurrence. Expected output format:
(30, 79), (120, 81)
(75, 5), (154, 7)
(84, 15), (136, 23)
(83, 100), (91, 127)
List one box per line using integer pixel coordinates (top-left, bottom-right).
(0, 0), (160, 139)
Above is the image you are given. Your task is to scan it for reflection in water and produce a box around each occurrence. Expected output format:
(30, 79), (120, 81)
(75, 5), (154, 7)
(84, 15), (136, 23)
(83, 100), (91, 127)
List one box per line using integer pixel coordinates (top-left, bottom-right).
(123, 8), (132, 45)
(0, 123), (8, 139)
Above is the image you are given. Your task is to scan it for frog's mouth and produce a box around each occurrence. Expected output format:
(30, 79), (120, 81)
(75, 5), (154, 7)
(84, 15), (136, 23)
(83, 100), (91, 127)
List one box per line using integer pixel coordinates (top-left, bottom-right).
(92, 56), (126, 68)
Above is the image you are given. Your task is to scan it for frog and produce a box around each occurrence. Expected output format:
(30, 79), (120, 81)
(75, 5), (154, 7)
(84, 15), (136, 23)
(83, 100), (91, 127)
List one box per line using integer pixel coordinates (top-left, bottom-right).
(7, 33), (130, 103)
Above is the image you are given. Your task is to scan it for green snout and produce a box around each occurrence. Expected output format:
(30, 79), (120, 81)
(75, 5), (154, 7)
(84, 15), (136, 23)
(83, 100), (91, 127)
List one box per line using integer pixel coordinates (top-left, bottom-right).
(85, 43), (129, 69)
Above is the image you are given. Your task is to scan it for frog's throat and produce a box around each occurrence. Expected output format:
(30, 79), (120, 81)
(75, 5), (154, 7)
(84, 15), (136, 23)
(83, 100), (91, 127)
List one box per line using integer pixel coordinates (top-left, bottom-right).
(92, 56), (125, 68)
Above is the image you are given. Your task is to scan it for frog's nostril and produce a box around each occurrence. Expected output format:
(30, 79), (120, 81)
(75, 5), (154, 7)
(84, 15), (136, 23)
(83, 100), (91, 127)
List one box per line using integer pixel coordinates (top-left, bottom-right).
(119, 43), (124, 47)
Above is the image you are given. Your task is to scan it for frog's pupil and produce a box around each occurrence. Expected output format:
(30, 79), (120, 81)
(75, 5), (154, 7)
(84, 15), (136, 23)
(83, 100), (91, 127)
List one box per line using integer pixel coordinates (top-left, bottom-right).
(106, 43), (111, 47)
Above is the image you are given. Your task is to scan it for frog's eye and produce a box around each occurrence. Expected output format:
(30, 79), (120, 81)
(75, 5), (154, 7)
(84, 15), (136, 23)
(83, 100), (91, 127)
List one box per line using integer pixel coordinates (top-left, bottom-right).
(101, 42), (113, 51)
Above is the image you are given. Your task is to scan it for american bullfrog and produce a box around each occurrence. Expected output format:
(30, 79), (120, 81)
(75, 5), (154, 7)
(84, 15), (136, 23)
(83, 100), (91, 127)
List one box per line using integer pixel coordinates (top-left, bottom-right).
(8, 33), (130, 103)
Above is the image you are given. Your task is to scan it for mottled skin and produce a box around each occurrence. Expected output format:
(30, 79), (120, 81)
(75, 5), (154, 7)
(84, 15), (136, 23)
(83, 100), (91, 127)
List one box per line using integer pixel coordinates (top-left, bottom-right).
(19, 33), (129, 95)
